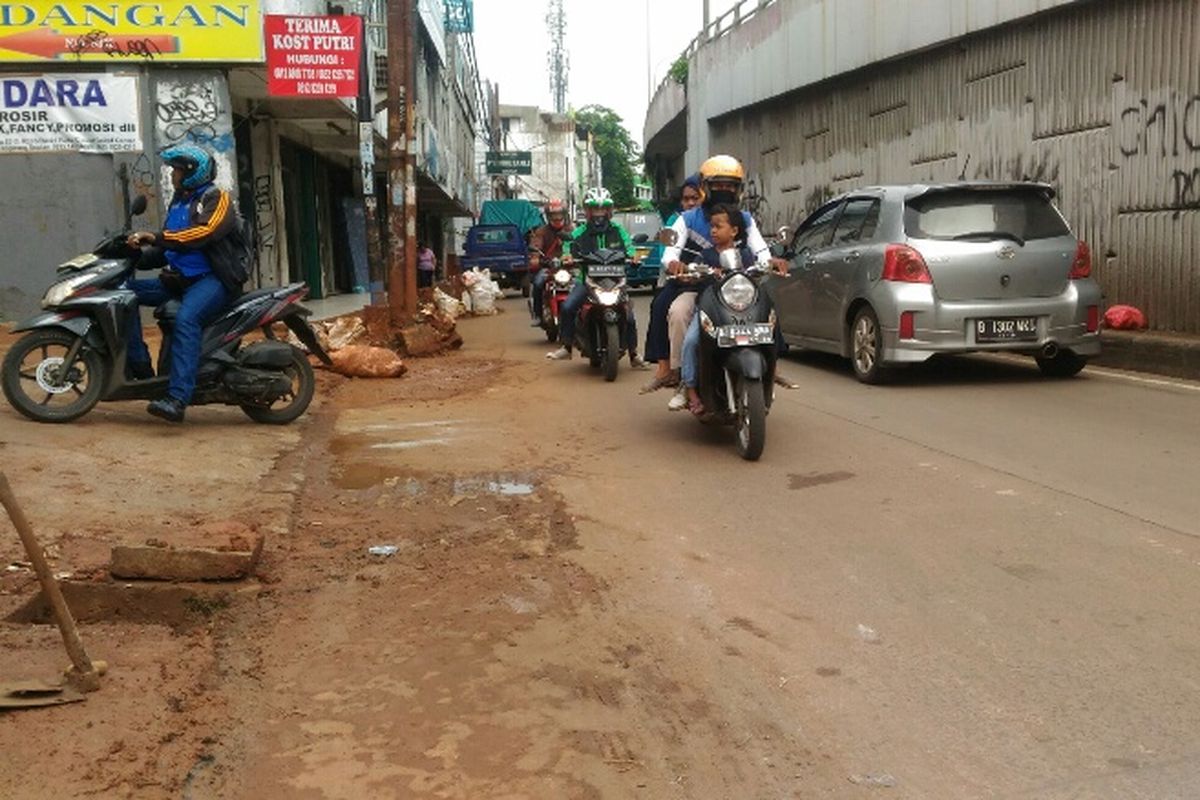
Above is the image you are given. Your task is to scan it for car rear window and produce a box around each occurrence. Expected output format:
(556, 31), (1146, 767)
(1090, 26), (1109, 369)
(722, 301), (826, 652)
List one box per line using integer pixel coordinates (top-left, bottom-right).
(904, 189), (1070, 242)
(476, 228), (515, 243)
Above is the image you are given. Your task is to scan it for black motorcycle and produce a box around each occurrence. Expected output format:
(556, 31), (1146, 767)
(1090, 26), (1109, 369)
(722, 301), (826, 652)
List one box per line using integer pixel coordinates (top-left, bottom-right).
(663, 229), (785, 461)
(568, 247), (634, 382)
(1, 197), (331, 424)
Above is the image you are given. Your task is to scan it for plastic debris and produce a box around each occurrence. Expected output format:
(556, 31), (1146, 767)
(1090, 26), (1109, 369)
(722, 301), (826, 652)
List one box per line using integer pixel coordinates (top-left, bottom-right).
(849, 772), (897, 788)
(1104, 305), (1148, 331)
(856, 623), (882, 644)
(367, 545), (399, 557)
(327, 345), (407, 378)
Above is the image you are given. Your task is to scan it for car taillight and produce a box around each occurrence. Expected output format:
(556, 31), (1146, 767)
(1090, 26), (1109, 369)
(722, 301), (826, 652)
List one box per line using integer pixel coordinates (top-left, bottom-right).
(1086, 305), (1099, 333)
(1069, 240), (1091, 279)
(882, 245), (932, 283)
(899, 311), (915, 339)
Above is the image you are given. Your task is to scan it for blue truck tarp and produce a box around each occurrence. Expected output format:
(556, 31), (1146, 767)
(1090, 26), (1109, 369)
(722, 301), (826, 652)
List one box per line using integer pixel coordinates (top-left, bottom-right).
(478, 200), (545, 236)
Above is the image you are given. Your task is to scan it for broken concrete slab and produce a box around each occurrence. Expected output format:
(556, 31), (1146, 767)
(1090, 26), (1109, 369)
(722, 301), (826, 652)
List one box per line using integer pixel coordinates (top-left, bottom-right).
(110, 536), (263, 582)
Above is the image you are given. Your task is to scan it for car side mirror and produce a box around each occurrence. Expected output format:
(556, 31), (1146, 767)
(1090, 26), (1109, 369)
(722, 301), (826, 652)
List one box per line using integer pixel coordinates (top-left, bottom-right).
(633, 233), (649, 245)
(656, 227), (678, 246)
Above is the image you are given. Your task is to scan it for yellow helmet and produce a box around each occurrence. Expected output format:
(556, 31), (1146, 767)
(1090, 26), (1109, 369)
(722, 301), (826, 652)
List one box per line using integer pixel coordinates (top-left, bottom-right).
(698, 154), (745, 201)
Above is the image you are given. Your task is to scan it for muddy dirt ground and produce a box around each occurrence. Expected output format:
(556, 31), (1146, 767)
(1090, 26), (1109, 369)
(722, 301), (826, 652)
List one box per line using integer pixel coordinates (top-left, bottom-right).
(0, 316), (850, 799)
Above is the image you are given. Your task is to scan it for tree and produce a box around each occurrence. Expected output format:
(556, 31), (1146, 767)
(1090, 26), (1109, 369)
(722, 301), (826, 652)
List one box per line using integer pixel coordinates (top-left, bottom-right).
(574, 105), (641, 209)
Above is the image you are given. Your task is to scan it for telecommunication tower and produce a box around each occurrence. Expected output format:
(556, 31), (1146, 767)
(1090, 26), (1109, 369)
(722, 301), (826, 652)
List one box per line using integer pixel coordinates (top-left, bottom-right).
(546, 0), (568, 114)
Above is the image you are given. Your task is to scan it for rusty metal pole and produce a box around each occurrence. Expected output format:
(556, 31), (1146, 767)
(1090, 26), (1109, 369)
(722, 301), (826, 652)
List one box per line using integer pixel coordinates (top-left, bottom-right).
(386, 0), (418, 323)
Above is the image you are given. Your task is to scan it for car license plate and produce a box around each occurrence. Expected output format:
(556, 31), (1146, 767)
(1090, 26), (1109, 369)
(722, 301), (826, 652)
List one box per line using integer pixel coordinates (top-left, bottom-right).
(975, 317), (1038, 342)
(587, 264), (625, 278)
(716, 323), (774, 348)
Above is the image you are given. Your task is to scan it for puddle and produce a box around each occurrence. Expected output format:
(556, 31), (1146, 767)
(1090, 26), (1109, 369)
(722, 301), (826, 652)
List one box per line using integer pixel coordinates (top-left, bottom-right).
(452, 473), (537, 497)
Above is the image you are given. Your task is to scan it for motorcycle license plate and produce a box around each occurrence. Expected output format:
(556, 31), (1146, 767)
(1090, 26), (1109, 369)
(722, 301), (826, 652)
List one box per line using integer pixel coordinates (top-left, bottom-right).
(716, 323), (774, 348)
(59, 253), (98, 269)
(587, 264), (625, 278)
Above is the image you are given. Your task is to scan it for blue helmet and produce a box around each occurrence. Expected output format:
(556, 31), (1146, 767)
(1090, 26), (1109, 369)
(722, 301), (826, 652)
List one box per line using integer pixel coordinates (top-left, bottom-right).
(160, 144), (215, 190)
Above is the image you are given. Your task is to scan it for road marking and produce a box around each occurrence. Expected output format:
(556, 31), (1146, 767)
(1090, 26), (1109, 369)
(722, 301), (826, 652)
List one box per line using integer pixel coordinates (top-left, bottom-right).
(1084, 366), (1200, 393)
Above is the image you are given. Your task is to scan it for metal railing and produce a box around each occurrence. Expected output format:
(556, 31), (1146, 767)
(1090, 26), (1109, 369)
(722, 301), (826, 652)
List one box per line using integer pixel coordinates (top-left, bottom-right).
(651, 0), (777, 102)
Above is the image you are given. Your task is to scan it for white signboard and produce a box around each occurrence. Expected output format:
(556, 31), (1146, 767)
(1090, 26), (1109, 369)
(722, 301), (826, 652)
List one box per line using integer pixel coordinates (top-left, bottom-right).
(0, 74), (142, 153)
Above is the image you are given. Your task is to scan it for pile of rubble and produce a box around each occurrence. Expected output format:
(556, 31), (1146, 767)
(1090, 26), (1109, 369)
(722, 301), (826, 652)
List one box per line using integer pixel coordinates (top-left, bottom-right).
(289, 282), (489, 379)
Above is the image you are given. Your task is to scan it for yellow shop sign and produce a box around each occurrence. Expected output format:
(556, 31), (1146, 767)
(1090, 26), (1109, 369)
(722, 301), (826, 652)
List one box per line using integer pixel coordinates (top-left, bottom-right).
(0, 2), (264, 63)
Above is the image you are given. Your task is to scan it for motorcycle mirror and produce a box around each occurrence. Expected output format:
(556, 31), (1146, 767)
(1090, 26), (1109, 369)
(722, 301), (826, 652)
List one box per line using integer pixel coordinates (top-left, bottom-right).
(632, 233), (650, 245)
(130, 194), (148, 217)
(775, 225), (791, 243)
(656, 228), (679, 246)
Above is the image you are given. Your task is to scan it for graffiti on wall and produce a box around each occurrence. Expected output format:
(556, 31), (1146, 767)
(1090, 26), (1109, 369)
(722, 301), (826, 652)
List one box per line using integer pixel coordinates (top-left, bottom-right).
(1118, 92), (1200, 212)
(153, 75), (235, 200)
(253, 173), (277, 258)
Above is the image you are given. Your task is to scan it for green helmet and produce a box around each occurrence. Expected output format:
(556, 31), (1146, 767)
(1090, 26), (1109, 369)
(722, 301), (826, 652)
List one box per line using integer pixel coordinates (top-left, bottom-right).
(583, 187), (614, 208)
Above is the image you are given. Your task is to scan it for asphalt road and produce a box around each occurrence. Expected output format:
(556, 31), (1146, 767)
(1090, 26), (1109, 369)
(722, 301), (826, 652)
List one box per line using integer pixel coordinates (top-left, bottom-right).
(483, 292), (1200, 798)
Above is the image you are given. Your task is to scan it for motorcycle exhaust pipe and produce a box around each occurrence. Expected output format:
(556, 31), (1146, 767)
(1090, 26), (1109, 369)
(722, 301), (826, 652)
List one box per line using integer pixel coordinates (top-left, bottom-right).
(1040, 341), (1059, 360)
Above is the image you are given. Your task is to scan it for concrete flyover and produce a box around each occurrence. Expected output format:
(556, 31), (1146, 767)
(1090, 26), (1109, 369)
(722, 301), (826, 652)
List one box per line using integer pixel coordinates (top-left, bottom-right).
(644, 0), (1200, 334)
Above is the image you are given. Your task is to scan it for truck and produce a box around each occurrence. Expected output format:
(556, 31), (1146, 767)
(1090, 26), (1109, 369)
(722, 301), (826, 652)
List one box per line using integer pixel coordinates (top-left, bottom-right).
(461, 200), (545, 294)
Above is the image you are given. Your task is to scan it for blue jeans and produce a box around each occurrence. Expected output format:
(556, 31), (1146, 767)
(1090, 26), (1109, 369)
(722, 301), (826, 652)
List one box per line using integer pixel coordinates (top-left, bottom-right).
(531, 269), (548, 319)
(681, 313), (702, 388)
(644, 282), (680, 363)
(127, 274), (233, 404)
(558, 282), (639, 354)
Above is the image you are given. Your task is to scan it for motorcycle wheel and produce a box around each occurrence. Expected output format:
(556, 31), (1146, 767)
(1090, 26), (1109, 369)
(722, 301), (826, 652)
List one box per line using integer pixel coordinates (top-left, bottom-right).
(734, 376), (767, 461)
(1, 329), (107, 423)
(240, 346), (315, 425)
(601, 322), (620, 382)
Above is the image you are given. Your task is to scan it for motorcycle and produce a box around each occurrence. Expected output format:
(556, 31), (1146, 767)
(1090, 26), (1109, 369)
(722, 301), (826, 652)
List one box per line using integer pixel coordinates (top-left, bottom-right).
(569, 247), (633, 382)
(662, 227), (788, 461)
(1, 196), (332, 425)
(527, 250), (574, 342)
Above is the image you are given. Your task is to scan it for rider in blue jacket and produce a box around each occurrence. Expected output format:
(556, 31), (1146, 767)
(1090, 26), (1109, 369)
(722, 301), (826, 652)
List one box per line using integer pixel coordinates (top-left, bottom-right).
(125, 144), (243, 423)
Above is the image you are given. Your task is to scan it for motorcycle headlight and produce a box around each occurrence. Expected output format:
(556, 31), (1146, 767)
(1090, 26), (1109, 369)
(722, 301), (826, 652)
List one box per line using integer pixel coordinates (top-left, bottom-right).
(720, 274), (757, 312)
(42, 273), (95, 307)
(597, 289), (621, 306)
(554, 269), (571, 285)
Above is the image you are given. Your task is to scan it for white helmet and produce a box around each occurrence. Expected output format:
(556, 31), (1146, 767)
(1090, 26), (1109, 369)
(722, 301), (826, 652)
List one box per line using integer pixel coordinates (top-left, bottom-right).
(583, 187), (614, 209)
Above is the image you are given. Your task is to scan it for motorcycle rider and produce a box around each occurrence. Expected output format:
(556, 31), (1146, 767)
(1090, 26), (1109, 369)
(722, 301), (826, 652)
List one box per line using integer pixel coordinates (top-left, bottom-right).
(661, 155), (790, 408)
(527, 198), (568, 327)
(640, 173), (702, 393)
(546, 187), (648, 368)
(125, 144), (246, 423)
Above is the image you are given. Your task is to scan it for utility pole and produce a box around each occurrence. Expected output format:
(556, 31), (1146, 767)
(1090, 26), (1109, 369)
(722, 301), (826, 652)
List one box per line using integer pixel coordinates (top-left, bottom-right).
(386, 0), (418, 320)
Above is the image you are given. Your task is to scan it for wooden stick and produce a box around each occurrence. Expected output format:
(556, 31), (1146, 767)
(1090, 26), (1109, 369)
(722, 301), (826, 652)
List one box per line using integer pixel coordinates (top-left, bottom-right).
(0, 472), (99, 692)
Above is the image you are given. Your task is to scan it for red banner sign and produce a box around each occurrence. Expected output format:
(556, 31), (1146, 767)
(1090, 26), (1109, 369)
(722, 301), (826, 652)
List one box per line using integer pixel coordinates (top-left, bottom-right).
(265, 15), (362, 98)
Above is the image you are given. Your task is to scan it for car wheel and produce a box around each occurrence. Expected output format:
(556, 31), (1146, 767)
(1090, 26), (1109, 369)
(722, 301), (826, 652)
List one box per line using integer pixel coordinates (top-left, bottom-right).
(1035, 351), (1088, 378)
(850, 307), (890, 384)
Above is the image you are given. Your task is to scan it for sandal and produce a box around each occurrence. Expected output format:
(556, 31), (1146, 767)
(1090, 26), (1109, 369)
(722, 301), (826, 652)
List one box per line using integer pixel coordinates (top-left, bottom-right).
(688, 395), (706, 416)
(639, 373), (680, 394)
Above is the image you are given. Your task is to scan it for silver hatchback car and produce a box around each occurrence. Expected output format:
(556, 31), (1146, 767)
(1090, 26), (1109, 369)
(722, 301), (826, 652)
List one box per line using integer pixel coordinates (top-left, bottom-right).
(771, 182), (1102, 383)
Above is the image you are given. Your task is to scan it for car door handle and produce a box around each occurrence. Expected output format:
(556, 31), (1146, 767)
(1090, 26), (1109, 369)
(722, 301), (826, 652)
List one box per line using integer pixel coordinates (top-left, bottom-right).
(843, 251), (861, 263)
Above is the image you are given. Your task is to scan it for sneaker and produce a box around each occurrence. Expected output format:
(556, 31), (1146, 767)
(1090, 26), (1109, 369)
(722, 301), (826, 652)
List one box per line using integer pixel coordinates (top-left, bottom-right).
(546, 347), (572, 360)
(147, 396), (186, 423)
(667, 385), (688, 411)
(629, 354), (651, 370)
(530, 318), (543, 327)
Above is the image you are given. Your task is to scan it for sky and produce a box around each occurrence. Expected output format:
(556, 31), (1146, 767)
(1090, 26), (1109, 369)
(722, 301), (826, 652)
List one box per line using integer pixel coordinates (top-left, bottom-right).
(472, 0), (741, 147)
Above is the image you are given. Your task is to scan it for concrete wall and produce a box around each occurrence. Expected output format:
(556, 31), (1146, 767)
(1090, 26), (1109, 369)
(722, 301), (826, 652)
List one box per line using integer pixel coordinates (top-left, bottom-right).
(685, 0), (1087, 164)
(672, 0), (1199, 333)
